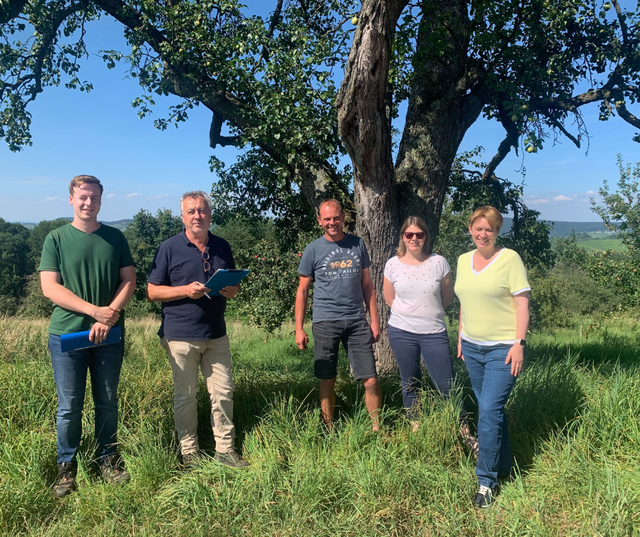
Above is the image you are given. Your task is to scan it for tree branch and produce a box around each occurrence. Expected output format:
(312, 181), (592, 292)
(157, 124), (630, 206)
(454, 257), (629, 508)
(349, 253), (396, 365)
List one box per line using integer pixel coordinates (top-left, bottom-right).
(550, 117), (581, 147)
(482, 103), (519, 181)
(209, 109), (241, 148)
(616, 101), (640, 129)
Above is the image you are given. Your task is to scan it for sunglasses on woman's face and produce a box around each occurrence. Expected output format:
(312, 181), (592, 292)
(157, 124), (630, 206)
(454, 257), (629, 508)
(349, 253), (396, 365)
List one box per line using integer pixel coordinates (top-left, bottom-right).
(404, 232), (425, 240)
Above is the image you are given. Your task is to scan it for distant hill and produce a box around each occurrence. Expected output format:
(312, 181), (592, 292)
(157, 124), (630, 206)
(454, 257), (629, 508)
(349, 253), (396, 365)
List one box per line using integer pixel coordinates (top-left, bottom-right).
(15, 216), (607, 237)
(501, 217), (608, 238)
(17, 218), (133, 231)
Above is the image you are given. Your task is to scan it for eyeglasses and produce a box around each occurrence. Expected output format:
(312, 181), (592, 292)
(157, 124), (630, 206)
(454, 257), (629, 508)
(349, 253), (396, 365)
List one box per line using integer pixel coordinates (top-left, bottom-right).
(404, 232), (426, 240)
(202, 248), (211, 273)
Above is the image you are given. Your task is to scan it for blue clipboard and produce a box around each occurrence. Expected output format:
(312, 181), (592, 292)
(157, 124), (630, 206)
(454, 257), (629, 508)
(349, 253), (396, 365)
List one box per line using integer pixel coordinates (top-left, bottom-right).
(204, 269), (250, 297)
(60, 326), (122, 352)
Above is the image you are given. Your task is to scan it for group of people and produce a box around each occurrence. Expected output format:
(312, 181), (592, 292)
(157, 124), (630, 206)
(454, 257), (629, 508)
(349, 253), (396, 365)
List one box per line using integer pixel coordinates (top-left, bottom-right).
(40, 176), (529, 510)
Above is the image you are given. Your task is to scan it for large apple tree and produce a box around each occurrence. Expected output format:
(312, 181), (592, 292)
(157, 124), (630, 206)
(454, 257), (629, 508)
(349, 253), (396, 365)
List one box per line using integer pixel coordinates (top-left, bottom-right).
(1, 0), (639, 367)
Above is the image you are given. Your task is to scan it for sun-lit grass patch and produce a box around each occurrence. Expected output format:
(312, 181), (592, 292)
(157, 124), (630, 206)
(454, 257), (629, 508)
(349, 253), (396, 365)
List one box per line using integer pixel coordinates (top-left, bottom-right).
(0, 316), (638, 536)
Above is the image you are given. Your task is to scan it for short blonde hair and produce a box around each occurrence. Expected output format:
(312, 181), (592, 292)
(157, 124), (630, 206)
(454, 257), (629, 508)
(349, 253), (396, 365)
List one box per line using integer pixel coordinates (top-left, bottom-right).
(397, 216), (430, 257)
(69, 175), (103, 196)
(469, 205), (503, 232)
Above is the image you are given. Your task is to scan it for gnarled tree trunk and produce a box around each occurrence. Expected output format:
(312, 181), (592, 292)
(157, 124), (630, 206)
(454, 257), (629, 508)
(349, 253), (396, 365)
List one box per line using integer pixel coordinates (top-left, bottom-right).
(337, 0), (408, 371)
(338, 0), (486, 371)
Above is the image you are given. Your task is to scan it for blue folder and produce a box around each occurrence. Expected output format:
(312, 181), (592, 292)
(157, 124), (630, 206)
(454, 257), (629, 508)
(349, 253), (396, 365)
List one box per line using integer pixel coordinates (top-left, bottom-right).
(60, 326), (122, 352)
(204, 269), (250, 297)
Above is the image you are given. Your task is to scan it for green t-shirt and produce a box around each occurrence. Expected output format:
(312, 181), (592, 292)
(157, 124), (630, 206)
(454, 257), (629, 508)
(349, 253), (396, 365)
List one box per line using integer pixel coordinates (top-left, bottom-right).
(38, 223), (135, 335)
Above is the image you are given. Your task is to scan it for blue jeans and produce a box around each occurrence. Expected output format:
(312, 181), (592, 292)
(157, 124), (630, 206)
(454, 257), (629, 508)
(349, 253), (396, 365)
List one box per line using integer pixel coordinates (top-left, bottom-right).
(48, 334), (124, 464)
(461, 340), (517, 489)
(388, 326), (454, 414)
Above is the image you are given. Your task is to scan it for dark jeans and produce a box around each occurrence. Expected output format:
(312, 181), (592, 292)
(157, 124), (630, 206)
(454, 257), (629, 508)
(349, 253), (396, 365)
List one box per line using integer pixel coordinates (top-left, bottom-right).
(387, 326), (454, 415)
(461, 340), (517, 489)
(48, 334), (124, 464)
(312, 319), (377, 380)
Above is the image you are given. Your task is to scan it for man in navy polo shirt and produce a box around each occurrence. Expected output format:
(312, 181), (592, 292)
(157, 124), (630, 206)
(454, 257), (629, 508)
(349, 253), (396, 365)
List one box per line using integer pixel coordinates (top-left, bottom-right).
(147, 191), (248, 468)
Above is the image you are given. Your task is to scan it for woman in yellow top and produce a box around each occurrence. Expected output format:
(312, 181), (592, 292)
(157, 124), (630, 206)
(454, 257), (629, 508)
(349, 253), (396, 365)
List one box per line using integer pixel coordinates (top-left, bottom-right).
(454, 206), (530, 509)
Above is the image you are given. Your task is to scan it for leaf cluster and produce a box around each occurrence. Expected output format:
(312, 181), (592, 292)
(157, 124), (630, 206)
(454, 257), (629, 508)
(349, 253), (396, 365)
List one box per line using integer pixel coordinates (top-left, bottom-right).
(592, 154), (640, 251)
(123, 208), (184, 315)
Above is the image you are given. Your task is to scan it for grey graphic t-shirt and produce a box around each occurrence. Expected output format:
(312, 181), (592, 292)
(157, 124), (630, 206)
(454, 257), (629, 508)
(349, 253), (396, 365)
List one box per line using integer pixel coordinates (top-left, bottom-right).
(298, 234), (371, 322)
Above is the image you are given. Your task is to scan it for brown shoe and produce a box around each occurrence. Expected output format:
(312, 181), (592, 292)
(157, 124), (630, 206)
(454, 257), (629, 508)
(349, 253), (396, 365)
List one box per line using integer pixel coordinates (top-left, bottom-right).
(53, 461), (77, 498)
(214, 451), (249, 468)
(99, 454), (130, 485)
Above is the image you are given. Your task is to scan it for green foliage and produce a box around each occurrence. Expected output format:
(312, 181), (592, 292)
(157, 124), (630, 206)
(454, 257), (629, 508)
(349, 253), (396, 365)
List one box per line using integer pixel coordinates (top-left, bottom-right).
(123, 208), (183, 316)
(437, 150), (554, 271)
(17, 272), (53, 318)
(216, 217), (315, 334)
(529, 262), (621, 329)
(26, 217), (68, 267)
(209, 150), (330, 243)
(592, 155), (640, 252)
(0, 218), (31, 312)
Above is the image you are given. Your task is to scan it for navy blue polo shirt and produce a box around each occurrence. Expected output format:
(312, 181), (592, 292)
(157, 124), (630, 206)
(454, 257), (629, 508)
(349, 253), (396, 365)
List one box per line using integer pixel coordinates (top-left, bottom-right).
(148, 230), (235, 340)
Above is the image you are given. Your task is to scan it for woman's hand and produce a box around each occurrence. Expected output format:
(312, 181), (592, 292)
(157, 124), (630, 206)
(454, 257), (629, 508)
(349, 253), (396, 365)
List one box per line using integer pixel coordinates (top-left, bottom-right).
(505, 344), (524, 377)
(457, 340), (464, 361)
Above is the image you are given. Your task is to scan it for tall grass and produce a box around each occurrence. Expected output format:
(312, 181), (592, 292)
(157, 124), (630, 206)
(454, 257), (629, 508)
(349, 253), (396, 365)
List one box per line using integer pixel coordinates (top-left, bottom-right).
(0, 316), (639, 536)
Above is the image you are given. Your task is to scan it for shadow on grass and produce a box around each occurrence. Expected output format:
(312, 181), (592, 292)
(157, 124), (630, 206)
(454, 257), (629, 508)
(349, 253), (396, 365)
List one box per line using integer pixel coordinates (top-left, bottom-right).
(508, 350), (585, 475)
(531, 336), (640, 373)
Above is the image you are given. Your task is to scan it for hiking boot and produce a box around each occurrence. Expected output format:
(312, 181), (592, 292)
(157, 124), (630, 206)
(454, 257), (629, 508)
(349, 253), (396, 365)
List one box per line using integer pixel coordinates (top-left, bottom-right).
(99, 454), (130, 485)
(214, 451), (249, 468)
(53, 461), (77, 498)
(474, 485), (497, 509)
(181, 451), (205, 469)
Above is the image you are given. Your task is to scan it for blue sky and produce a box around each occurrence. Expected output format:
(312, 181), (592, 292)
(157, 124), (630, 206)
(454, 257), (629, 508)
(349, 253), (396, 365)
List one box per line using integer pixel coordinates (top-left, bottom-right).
(1, 6), (638, 224)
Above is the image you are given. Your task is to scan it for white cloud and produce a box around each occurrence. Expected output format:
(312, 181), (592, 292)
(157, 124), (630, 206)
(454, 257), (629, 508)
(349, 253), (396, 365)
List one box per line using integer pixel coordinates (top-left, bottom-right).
(585, 190), (595, 195)
(553, 195), (572, 202)
(106, 193), (116, 198)
(156, 194), (170, 199)
(126, 192), (141, 198)
(45, 196), (62, 201)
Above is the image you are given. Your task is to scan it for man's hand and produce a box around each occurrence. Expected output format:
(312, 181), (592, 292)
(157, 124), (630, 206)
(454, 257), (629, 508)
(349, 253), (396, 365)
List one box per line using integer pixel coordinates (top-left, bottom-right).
(89, 322), (111, 344)
(184, 281), (210, 299)
(296, 328), (309, 350)
(92, 306), (120, 326)
(370, 320), (381, 343)
(505, 344), (525, 377)
(219, 284), (240, 299)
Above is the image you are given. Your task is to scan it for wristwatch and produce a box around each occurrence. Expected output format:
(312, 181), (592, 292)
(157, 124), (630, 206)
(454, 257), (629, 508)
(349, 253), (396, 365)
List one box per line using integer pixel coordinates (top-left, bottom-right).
(515, 338), (526, 346)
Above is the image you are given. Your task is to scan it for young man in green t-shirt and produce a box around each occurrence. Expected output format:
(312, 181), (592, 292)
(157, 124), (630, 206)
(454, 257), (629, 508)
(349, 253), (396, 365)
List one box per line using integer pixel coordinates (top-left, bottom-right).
(39, 175), (136, 498)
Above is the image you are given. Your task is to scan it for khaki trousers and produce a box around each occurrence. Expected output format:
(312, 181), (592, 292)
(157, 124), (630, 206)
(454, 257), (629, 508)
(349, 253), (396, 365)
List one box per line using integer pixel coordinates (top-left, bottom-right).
(163, 336), (235, 455)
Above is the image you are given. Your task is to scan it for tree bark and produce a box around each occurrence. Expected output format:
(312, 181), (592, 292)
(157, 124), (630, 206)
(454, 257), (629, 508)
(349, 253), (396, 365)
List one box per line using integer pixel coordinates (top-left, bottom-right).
(395, 0), (484, 243)
(337, 0), (408, 371)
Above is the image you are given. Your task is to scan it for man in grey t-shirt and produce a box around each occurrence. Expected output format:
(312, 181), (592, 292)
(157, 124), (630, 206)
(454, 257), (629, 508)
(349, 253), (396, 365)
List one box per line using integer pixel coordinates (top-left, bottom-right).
(295, 199), (382, 430)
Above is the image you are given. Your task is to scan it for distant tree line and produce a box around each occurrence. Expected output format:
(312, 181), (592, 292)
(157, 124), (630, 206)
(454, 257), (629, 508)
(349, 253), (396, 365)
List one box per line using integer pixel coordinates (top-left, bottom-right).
(1, 156), (638, 333)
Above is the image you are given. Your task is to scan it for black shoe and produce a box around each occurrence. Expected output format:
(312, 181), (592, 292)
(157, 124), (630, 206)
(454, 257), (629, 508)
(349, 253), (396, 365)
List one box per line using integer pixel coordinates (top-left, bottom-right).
(473, 485), (496, 509)
(214, 451), (249, 468)
(53, 461), (77, 498)
(99, 454), (130, 485)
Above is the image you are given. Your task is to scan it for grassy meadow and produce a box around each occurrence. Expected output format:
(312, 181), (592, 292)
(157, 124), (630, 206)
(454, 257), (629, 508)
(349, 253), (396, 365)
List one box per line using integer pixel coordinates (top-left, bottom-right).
(575, 238), (626, 252)
(1, 316), (639, 536)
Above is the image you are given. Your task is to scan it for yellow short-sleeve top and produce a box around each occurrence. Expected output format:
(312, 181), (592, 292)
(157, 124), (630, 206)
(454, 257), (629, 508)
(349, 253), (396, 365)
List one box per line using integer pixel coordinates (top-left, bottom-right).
(454, 248), (530, 344)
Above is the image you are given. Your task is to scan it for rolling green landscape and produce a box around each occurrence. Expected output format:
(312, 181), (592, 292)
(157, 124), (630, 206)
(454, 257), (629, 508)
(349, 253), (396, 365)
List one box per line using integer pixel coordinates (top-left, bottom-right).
(575, 238), (626, 252)
(1, 316), (639, 536)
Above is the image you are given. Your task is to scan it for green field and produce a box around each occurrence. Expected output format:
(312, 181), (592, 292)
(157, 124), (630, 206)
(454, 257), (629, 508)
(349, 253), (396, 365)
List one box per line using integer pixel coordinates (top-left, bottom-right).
(576, 238), (626, 252)
(1, 317), (639, 536)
